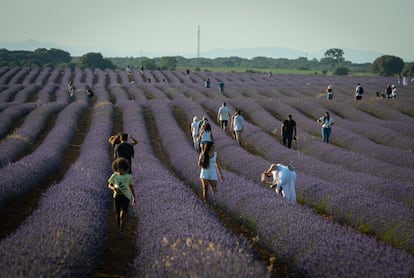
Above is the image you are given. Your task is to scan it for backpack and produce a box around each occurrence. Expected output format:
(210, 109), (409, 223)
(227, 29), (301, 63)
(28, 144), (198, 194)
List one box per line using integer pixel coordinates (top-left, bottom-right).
(358, 86), (364, 94)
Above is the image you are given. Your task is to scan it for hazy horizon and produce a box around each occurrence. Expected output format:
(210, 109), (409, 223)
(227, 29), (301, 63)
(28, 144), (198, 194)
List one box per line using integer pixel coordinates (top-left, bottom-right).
(1, 0), (413, 61)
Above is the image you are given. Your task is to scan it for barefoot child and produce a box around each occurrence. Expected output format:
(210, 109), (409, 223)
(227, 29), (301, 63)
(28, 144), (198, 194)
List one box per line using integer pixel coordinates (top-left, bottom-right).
(108, 158), (136, 239)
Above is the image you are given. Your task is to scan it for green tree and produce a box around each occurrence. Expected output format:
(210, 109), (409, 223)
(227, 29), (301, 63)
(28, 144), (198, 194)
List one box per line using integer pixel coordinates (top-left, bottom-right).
(324, 48), (345, 63)
(323, 48), (345, 70)
(402, 62), (414, 76)
(48, 48), (71, 65)
(138, 57), (157, 70)
(371, 55), (404, 76)
(78, 52), (114, 69)
(158, 56), (177, 70)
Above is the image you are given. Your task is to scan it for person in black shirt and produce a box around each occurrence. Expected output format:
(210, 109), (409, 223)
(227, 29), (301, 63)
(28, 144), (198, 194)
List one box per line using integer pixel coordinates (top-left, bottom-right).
(114, 133), (137, 174)
(281, 115), (296, 149)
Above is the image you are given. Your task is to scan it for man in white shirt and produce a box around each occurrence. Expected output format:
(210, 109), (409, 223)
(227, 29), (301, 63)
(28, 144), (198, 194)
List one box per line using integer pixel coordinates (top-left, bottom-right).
(191, 116), (201, 152)
(231, 108), (244, 145)
(217, 102), (231, 131)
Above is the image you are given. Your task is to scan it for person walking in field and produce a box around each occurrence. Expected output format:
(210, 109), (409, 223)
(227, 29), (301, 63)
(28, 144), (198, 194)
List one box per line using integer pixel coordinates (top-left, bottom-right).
(108, 157), (136, 239)
(218, 81), (224, 94)
(386, 84), (392, 98)
(198, 121), (214, 152)
(355, 83), (364, 100)
(191, 116), (201, 152)
(67, 81), (75, 98)
(114, 133), (138, 174)
(391, 84), (398, 98)
(217, 102), (231, 131)
(231, 108), (244, 146)
(317, 112), (334, 143)
(281, 114), (296, 149)
(204, 78), (211, 88)
(261, 163), (297, 204)
(326, 84), (333, 100)
(85, 85), (94, 97)
(198, 141), (224, 203)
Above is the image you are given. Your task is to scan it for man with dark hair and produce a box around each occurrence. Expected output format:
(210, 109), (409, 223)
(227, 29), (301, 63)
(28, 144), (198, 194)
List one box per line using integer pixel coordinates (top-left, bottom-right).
(217, 102), (231, 131)
(114, 133), (136, 174)
(281, 115), (296, 149)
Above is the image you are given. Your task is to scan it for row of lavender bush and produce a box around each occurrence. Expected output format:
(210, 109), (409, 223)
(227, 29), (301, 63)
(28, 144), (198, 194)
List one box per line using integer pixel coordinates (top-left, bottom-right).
(0, 101), (87, 214)
(0, 102), (64, 167)
(113, 97), (268, 277)
(0, 88), (113, 277)
(141, 95), (414, 277)
(1, 67), (413, 276)
(167, 94), (414, 254)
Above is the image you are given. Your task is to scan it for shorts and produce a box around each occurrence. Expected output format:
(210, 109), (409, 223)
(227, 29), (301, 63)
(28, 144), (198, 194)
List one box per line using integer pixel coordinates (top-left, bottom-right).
(114, 194), (130, 214)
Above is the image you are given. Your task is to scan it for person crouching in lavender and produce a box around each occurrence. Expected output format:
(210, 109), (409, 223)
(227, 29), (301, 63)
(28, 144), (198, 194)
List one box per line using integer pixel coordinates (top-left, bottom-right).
(261, 163), (297, 204)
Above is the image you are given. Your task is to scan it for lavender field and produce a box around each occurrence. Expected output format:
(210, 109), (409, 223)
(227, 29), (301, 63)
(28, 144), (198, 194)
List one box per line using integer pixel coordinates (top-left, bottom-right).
(0, 66), (413, 277)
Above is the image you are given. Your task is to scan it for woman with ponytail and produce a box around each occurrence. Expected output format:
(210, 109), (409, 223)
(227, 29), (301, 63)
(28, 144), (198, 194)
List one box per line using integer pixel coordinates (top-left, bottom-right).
(198, 141), (224, 203)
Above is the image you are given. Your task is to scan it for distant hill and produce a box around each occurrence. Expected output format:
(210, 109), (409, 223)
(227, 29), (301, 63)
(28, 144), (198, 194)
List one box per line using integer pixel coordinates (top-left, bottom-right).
(0, 39), (384, 63)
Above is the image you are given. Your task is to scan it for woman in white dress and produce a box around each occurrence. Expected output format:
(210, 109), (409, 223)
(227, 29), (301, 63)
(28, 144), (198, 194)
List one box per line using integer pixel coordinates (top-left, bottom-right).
(198, 141), (224, 203)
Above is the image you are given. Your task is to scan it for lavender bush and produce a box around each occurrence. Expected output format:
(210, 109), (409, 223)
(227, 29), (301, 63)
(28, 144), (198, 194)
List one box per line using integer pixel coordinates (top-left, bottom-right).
(0, 101), (113, 277)
(0, 102), (64, 167)
(116, 100), (268, 277)
(0, 102), (88, 213)
(1, 67), (414, 277)
(143, 97), (414, 276)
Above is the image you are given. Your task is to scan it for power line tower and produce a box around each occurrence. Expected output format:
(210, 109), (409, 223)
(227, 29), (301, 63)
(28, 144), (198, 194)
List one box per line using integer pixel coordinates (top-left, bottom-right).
(197, 25), (200, 58)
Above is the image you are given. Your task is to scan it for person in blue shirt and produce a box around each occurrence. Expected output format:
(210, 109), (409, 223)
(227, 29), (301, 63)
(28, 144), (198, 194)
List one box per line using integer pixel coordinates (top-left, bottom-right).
(218, 81), (224, 93)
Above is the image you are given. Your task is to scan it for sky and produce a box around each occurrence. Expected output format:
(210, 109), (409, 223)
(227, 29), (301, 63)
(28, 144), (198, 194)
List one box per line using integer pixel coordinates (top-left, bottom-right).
(0, 0), (413, 61)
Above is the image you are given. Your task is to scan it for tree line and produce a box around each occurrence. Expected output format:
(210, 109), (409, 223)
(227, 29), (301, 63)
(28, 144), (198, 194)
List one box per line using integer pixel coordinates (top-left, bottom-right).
(1, 47), (413, 77)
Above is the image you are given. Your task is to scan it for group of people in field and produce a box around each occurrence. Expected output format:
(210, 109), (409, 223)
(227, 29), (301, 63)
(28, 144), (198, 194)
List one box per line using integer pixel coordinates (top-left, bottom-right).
(325, 82), (400, 101)
(107, 77), (396, 238)
(376, 84), (398, 99)
(107, 133), (138, 239)
(67, 81), (94, 98)
(191, 102), (247, 203)
(190, 102), (298, 204)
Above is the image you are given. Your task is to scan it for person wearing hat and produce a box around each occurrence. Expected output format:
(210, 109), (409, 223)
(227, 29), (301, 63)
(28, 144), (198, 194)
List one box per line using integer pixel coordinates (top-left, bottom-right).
(261, 163), (297, 203)
(326, 84), (333, 100)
